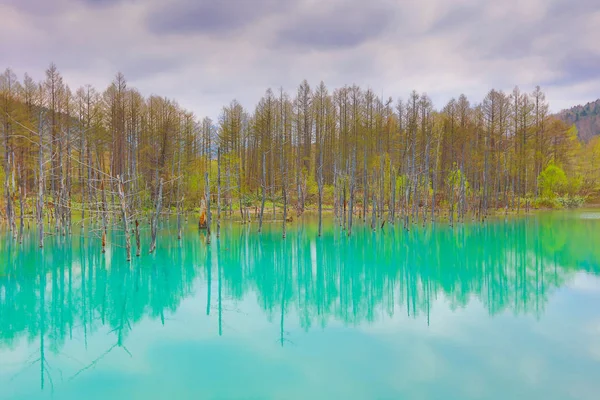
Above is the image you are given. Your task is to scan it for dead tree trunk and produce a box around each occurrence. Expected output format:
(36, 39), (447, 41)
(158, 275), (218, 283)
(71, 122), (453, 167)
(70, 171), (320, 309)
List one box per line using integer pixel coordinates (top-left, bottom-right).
(333, 161), (338, 221)
(237, 163), (244, 223)
(281, 149), (287, 239)
(371, 190), (377, 231)
(135, 220), (141, 257)
(80, 126), (86, 228)
(10, 152), (17, 240)
(226, 161), (232, 218)
(4, 151), (14, 237)
(363, 145), (368, 222)
(342, 176), (347, 230)
(177, 195), (183, 240)
(117, 175), (131, 261)
(18, 166), (24, 244)
(379, 155), (385, 220)
(149, 178), (163, 253)
(258, 152), (266, 233)
(432, 137), (441, 223)
(348, 149), (356, 236)
(86, 146), (93, 229)
(318, 146), (323, 237)
(282, 184), (287, 238)
(101, 177), (108, 253)
(390, 168), (396, 224)
(205, 172), (211, 244)
(38, 119), (45, 248)
(217, 147), (221, 238)
(177, 156), (183, 240)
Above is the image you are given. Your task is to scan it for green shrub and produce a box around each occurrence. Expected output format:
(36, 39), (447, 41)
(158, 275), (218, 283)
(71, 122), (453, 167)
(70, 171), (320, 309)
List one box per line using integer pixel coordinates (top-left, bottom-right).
(538, 163), (567, 199)
(556, 195), (586, 209)
(534, 197), (562, 209)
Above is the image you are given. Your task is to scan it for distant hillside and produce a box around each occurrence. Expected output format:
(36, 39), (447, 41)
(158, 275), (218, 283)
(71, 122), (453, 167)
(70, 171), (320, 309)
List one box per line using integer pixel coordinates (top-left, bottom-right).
(557, 99), (600, 142)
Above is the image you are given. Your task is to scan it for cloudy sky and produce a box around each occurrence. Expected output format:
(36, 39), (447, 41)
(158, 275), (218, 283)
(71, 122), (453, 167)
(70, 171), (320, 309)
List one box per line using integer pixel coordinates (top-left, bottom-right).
(1, 0), (599, 118)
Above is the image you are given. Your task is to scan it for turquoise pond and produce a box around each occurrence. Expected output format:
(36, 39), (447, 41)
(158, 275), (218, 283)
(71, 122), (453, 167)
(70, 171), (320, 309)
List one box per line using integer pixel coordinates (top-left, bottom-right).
(1, 211), (600, 399)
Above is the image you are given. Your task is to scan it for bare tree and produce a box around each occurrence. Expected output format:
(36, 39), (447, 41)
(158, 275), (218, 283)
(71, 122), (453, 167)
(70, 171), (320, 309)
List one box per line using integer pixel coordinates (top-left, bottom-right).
(149, 178), (163, 253)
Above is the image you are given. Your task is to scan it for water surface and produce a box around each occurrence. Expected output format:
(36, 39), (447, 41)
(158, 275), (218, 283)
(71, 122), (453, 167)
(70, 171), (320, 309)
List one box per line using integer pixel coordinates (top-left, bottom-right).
(1, 211), (600, 399)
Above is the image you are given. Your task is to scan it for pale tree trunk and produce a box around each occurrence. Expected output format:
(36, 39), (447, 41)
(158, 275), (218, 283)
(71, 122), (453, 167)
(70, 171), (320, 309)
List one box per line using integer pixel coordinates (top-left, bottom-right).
(149, 178), (163, 253)
(176, 154), (182, 240)
(205, 172), (212, 244)
(55, 136), (62, 235)
(363, 146), (368, 222)
(177, 196), (183, 240)
(333, 161), (338, 221)
(259, 152), (266, 233)
(38, 120), (45, 248)
(101, 177), (108, 253)
(135, 220), (141, 257)
(3, 120), (15, 238)
(342, 172), (347, 230)
(371, 189), (377, 231)
(460, 162), (466, 223)
(217, 147), (221, 238)
(282, 184), (287, 239)
(237, 163), (244, 223)
(423, 142), (430, 226)
(281, 144), (287, 239)
(226, 161), (232, 217)
(379, 155), (385, 220)
(117, 175), (131, 261)
(86, 146), (93, 229)
(390, 168), (396, 224)
(404, 162), (411, 230)
(10, 152), (17, 240)
(432, 137), (441, 223)
(348, 149), (356, 236)
(317, 145), (323, 237)
(271, 147), (275, 221)
(66, 125), (72, 235)
(80, 126), (86, 227)
(18, 165), (24, 244)
(5, 150), (14, 237)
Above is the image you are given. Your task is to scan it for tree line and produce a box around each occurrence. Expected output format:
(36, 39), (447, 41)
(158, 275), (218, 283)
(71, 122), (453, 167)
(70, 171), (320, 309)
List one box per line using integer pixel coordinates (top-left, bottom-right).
(1, 64), (598, 250)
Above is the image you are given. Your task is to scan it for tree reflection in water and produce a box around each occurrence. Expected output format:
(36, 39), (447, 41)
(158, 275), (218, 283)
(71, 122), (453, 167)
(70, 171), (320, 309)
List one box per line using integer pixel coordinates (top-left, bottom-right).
(0, 212), (598, 389)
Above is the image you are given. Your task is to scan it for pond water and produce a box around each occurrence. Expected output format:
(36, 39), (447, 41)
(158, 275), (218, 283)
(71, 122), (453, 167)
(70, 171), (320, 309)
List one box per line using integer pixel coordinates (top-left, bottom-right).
(1, 211), (599, 399)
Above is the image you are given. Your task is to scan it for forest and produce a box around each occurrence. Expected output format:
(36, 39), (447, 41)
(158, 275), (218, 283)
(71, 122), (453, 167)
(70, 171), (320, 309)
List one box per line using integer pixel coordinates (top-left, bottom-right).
(1, 64), (600, 252)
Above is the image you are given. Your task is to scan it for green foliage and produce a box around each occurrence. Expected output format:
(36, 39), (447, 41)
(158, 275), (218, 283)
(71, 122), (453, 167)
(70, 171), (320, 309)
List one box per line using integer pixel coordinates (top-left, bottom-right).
(538, 163), (567, 199)
(556, 195), (586, 209)
(242, 193), (258, 207)
(137, 187), (153, 210)
(323, 184), (334, 204)
(533, 194), (585, 210)
(566, 174), (583, 195)
(534, 197), (562, 209)
(1, 64), (597, 216)
(306, 174), (319, 199)
(396, 174), (408, 193)
(446, 164), (469, 195)
(184, 164), (203, 204)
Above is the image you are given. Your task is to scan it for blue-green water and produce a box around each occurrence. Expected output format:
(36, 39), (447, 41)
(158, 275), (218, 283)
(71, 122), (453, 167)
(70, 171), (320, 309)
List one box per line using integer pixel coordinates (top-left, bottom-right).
(1, 211), (600, 399)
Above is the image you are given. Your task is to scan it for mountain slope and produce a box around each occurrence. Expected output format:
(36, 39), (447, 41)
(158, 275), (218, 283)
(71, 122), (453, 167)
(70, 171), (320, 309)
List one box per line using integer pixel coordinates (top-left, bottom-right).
(557, 99), (600, 142)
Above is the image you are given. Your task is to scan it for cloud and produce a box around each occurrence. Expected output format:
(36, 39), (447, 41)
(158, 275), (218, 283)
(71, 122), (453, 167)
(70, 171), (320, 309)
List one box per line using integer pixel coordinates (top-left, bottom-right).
(275, 0), (396, 50)
(147, 0), (290, 35)
(1, 0), (71, 15)
(0, 0), (599, 118)
(551, 54), (600, 86)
